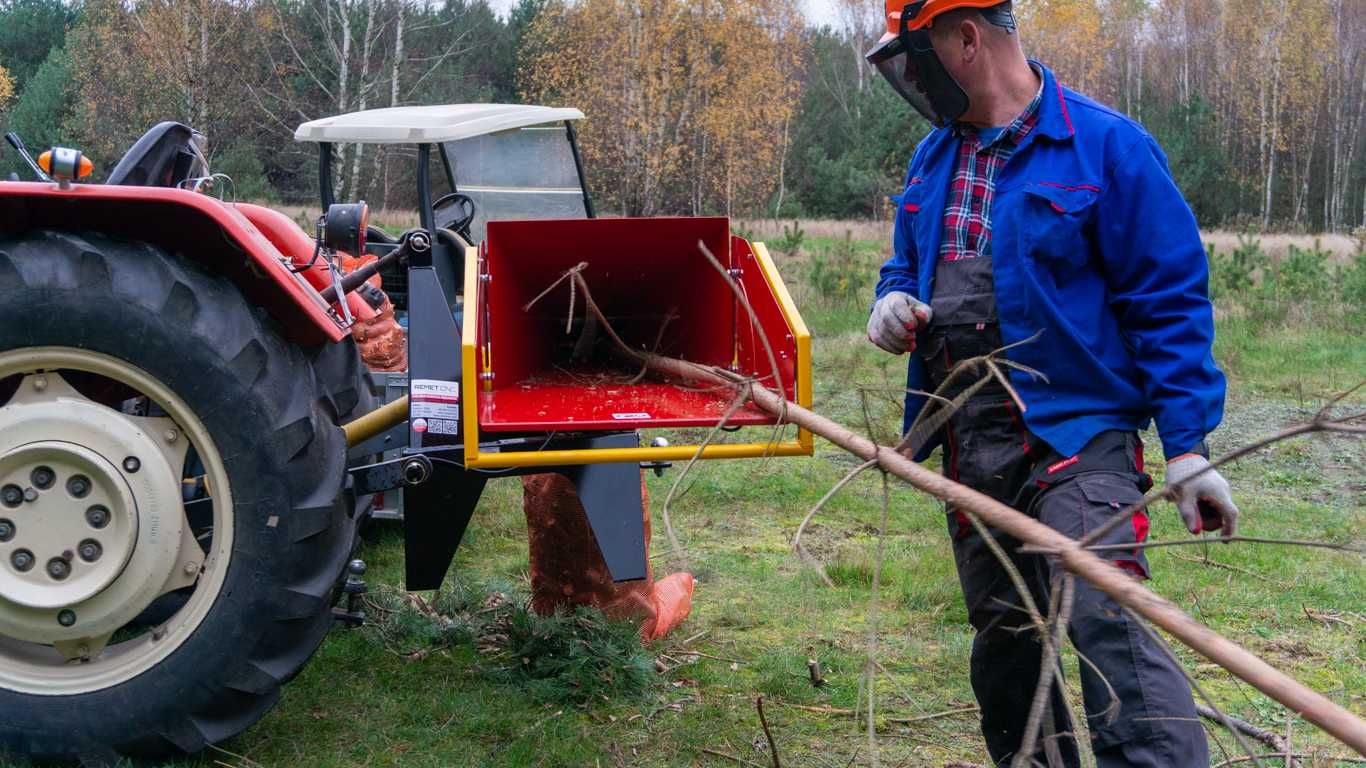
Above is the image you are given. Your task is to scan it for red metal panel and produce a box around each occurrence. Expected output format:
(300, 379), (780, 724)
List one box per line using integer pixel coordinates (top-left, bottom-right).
(0, 181), (345, 345)
(730, 236), (799, 398)
(477, 217), (798, 432)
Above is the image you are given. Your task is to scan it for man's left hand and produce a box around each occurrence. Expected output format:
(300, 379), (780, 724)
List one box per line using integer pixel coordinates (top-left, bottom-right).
(1164, 454), (1239, 537)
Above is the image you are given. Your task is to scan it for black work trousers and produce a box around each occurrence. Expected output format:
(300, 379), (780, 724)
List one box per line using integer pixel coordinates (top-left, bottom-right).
(942, 412), (1209, 767)
(922, 250), (1207, 766)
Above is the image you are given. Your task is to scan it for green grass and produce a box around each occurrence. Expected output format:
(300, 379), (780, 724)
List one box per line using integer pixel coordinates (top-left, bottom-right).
(172, 241), (1362, 767)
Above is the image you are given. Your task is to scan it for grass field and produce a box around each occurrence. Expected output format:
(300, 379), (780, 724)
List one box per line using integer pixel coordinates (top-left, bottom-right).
(164, 231), (1366, 767)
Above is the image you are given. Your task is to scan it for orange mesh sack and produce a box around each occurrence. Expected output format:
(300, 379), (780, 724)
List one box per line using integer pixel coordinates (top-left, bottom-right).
(521, 473), (693, 642)
(340, 253), (407, 372)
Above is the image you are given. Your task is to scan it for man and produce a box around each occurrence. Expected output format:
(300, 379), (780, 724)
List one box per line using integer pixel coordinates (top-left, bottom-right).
(864, 1), (1238, 765)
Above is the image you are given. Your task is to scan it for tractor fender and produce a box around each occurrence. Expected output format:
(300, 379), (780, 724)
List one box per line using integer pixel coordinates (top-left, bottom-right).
(0, 181), (347, 345)
(234, 202), (377, 325)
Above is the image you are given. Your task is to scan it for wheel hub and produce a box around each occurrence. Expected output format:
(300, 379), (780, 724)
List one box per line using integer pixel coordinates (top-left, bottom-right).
(0, 375), (187, 645)
(0, 442), (139, 609)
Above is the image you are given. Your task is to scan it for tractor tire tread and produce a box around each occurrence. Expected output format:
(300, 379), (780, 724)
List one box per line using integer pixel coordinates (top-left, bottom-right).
(0, 229), (362, 763)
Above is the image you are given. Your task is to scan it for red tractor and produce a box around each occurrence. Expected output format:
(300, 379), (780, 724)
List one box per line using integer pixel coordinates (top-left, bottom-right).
(0, 106), (811, 763)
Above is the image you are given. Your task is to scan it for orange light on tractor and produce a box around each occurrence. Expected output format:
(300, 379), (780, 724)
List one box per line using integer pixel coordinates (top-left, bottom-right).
(38, 148), (94, 181)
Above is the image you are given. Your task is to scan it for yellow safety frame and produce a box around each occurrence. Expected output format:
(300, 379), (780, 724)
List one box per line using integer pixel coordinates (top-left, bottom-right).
(460, 241), (813, 468)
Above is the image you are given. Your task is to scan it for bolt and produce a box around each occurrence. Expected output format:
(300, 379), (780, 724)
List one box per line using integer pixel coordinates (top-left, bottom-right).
(46, 558), (70, 580)
(122, 456), (140, 474)
(78, 540), (102, 562)
(11, 549), (34, 572)
(0, 519), (13, 542)
(164, 429), (179, 443)
(401, 458), (430, 486)
(66, 474), (91, 498)
(183, 561), (199, 576)
(22, 488), (37, 503)
(32, 376), (47, 391)
(0, 485), (20, 507)
(57, 609), (75, 627)
(85, 505), (110, 529)
(30, 466), (55, 490)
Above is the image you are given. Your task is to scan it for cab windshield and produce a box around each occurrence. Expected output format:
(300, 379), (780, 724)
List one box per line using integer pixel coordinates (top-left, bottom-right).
(443, 123), (590, 243)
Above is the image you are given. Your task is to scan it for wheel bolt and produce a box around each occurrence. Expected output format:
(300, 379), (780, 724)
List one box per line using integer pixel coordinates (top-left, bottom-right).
(122, 456), (140, 474)
(85, 505), (110, 529)
(1, 485), (21, 507)
(11, 549), (34, 572)
(0, 519), (13, 542)
(46, 558), (70, 580)
(78, 539), (102, 562)
(30, 466), (55, 490)
(66, 474), (92, 498)
(57, 609), (75, 627)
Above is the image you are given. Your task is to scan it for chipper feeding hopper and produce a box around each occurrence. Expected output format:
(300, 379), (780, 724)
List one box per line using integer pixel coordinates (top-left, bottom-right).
(464, 216), (812, 463)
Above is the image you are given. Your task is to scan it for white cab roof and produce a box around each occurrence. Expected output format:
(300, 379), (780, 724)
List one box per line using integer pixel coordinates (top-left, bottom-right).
(293, 104), (584, 145)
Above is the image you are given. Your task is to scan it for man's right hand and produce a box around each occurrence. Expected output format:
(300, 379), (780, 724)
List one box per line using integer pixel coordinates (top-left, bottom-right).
(868, 291), (933, 354)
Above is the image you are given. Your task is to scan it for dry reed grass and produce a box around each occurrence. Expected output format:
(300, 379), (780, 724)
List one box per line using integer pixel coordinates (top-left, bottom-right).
(250, 204), (1360, 263)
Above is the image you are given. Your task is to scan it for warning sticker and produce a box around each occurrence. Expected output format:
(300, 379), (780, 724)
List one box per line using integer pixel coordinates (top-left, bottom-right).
(411, 379), (460, 431)
(611, 412), (652, 421)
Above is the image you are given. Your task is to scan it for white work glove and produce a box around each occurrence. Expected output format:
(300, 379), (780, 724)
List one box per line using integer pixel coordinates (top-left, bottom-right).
(1164, 454), (1239, 537)
(867, 291), (932, 355)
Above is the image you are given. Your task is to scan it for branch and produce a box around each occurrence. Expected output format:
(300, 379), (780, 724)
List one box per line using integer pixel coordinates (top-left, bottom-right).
(532, 269), (1366, 756)
(755, 696), (781, 768)
(1021, 536), (1364, 556)
(1077, 386), (1366, 550)
(1197, 705), (1297, 761)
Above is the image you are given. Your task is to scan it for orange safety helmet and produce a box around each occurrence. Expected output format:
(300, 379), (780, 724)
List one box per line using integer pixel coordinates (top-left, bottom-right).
(868, 0), (1014, 126)
(881, 0), (1013, 35)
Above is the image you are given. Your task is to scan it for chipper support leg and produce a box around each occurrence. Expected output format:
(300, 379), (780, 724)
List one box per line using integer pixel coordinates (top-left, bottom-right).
(553, 434), (649, 583)
(403, 468), (487, 591)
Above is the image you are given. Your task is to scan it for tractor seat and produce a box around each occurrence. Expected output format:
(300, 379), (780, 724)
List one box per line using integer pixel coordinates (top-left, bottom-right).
(106, 122), (209, 187)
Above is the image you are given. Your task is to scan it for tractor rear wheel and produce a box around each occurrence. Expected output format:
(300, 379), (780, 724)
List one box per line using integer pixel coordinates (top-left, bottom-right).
(0, 230), (358, 763)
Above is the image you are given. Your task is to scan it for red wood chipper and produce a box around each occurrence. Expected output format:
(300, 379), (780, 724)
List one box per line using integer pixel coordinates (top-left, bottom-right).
(0, 105), (811, 762)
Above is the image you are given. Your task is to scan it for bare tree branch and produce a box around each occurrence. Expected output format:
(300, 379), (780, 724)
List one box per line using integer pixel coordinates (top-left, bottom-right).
(533, 267), (1366, 756)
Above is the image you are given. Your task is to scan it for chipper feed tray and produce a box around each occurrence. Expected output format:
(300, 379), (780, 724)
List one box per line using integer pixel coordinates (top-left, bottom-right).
(460, 216), (812, 467)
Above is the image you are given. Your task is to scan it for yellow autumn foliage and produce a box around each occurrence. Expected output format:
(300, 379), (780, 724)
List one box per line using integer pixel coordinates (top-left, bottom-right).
(1015, 0), (1109, 94)
(0, 61), (15, 111)
(520, 0), (806, 216)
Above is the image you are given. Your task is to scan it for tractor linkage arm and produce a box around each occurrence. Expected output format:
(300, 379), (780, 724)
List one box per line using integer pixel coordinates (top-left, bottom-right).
(318, 228), (431, 306)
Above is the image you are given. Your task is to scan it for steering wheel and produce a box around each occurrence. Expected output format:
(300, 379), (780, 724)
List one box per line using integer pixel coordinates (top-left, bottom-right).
(432, 191), (476, 238)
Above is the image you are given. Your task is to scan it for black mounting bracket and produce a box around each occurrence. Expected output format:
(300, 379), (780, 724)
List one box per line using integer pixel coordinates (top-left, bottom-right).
(379, 433), (650, 591)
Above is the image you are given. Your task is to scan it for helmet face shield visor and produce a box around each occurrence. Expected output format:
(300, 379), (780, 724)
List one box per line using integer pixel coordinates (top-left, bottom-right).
(866, 3), (970, 127)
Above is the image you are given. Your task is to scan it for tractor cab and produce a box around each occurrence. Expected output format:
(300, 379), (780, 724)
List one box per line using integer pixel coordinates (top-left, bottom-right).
(296, 104), (592, 314)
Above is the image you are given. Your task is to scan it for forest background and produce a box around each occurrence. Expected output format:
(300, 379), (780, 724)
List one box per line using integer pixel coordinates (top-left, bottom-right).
(0, 0), (1363, 235)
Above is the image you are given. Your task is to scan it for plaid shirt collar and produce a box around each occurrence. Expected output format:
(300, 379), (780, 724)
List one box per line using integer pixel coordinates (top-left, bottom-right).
(953, 67), (1045, 150)
(937, 71), (1045, 262)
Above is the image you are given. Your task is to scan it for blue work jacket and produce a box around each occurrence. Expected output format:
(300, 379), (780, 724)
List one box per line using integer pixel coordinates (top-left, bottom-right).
(875, 62), (1225, 461)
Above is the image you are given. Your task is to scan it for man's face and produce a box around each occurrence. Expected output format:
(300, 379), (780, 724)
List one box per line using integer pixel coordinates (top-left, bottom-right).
(926, 19), (978, 94)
